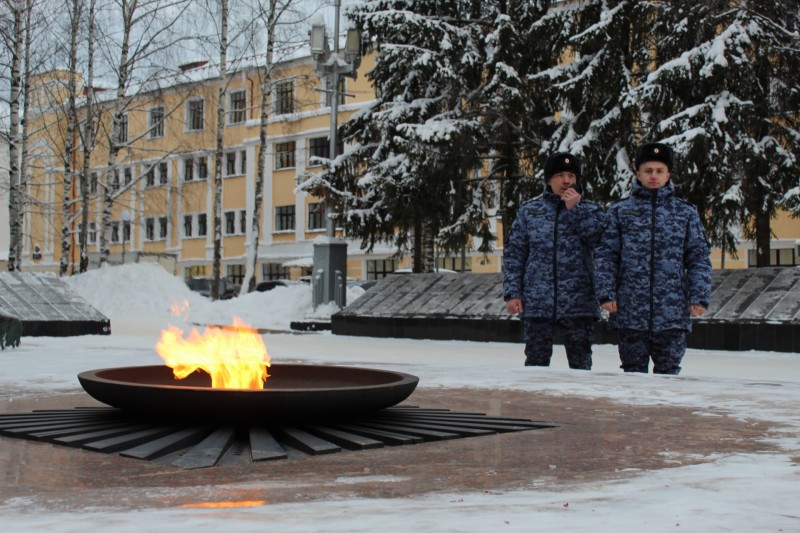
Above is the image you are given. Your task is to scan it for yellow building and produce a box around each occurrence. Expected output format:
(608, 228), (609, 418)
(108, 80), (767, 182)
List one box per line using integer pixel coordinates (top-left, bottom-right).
(713, 210), (800, 270)
(19, 51), (800, 288)
(23, 54), (394, 284)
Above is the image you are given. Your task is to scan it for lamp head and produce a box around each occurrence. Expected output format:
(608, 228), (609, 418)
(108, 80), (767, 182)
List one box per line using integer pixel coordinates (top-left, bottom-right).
(310, 17), (328, 59)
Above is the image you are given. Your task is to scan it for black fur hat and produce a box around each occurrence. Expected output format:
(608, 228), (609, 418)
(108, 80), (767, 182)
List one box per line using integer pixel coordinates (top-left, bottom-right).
(635, 142), (674, 171)
(544, 152), (582, 182)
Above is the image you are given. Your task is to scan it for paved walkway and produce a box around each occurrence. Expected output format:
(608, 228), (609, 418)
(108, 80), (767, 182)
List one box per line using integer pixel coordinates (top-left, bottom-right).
(0, 385), (776, 513)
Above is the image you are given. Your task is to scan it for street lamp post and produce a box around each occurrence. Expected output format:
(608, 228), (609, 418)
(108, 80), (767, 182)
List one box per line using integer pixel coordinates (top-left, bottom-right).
(309, 1), (360, 309)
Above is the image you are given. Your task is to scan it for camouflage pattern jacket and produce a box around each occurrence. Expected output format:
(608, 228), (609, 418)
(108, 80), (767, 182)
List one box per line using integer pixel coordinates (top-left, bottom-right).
(595, 180), (712, 332)
(503, 189), (606, 320)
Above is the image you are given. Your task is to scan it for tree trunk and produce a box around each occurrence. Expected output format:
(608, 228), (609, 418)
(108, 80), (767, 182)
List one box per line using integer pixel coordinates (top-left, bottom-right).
(241, 0), (279, 296)
(7, 2), (24, 271)
(17, 0), (32, 272)
(100, 1), (133, 267)
(420, 220), (436, 273)
(211, 0), (228, 300)
(754, 201), (772, 268)
(60, 0), (81, 276)
(79, 0), (97, 273)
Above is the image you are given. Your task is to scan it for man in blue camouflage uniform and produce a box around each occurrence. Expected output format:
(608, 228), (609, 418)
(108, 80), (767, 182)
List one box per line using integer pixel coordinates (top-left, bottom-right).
(503, 153), (606, 369)
(595, 142), (712, 375)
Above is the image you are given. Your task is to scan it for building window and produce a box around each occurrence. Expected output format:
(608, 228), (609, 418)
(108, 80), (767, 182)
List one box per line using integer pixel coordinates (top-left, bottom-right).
(308, 136), (344, 166)
(145, 166), (155, 187)
(274, 205), (295, 231)
(145, 218), (155, 241)
(90, 172), (98, 194)
(325, 76), (346, 107)
(118, 113), (128, 144)
(275, 79), (294, 114)
(366, 258), (396, 280)
(110, 170), (120, 191)
(307, 202), (325, 231)
(183, 215), (193, 237)
(263, 262), (289, 280)
(748, 248), (798, 267)
(183, 157), (208, 181)
(779, 248), (795, 265)
(158, 217), (168, 239)
(122, 220), (131, 242)
(227, 264), (245, 285)
(222, 150), (246, 177)
(185, 265), (206, 282)
(224, 211), (236, 235)
(149, 106), (164, 138)
(183, 158), (194, 181)
(197, 213), (207, 237)
(88, 222), (97, 243)
(274, 141), (295, 169)
(158, 162), (168, 184)
(198, 157), (208, 180)
(187, 99), (204, 131)
(124, 167), (132, 186)
(438, 256), (472, 272)
(111, 221), (120, 243)
(226, 152), (236, 176)
(308, 136), (328, 165)
(229, 89), (246, 124)
(220, 210), (247, 235)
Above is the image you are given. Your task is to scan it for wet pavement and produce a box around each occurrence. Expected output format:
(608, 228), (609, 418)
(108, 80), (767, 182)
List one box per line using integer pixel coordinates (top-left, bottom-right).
(0, 386), (777, 513)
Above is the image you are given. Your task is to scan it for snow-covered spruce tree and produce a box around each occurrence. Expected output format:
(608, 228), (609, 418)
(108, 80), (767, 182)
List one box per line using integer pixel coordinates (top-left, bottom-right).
(298, 0), (493, 272)
(639, 0), (800, 264)
(635, 0), (741, 256)
(482, 0), (552, 244)
(537, 0), (660, 203)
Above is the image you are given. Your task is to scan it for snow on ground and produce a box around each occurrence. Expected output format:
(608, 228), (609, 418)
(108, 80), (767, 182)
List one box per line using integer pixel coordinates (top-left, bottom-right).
(1, 263), (799, 532)
(64, 263), (366, 334)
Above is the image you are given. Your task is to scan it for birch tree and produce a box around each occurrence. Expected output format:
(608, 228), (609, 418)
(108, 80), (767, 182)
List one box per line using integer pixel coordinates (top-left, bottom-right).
(77, 0), (97, 273)
(15, 0), (32, 272)
(97, 0), (192, 267)
(58, 0), (81, 275)
(2, 0), (25, 271)
(240, 0), (278, 295)
(210, 0), (227, 300)
(3, 0), (86, 273)
(238, 0), (302, 295)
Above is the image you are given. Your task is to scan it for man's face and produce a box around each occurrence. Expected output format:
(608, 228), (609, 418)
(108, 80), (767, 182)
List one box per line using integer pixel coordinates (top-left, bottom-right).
(637, 161), (670, 189)
(548, 171), (577, 196)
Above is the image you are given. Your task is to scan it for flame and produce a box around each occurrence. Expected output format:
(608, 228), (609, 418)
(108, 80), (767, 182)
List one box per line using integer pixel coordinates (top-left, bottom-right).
(170, 299), (191, 320)
(181, 500), (267, 508)
(155, 317), (270, 389)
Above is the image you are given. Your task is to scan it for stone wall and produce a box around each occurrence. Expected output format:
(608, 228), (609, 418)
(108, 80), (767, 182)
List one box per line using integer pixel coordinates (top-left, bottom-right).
(333, 268), (800, 353)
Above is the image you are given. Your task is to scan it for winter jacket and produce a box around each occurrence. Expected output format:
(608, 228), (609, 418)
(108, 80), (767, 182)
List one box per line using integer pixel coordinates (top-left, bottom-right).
(503, 189), (606, 320)
(594, 180), (712, 332)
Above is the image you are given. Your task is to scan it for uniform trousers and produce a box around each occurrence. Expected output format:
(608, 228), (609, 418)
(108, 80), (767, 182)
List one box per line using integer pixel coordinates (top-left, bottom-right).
(523, 317), (594, 370)
(617, 328), (686, 375)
